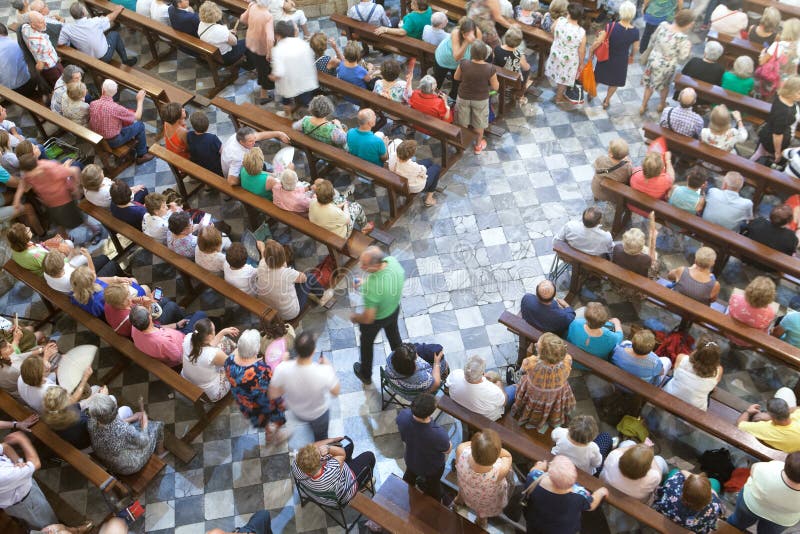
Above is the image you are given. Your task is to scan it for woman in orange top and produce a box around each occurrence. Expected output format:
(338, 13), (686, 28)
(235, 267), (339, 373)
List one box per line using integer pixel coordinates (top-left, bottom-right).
(161, 102), (189, 159)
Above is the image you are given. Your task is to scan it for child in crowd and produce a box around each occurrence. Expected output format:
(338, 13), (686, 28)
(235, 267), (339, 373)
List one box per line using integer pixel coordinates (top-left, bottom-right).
(337, 42), (377, 91)
(110, 180), (148, 230)
(142, 192), (181, 244)
(493, 26), (532, 104)
(167, 211), (198, 258)
(280, 0), (309, 37)
(551, 414), (611, 475)
(611, 329), (672, 386)
(61, 82), (90, 128)
(82, 165), (147, 209)
(310, 32), (343, 73)
(668, 168), (706, 215)
(224, 242), (257, 294)
(195, 224), (231, 275)
(515, 0), (542, 26)
(187, 111), (223, 176)
(422, 11), (449, 46)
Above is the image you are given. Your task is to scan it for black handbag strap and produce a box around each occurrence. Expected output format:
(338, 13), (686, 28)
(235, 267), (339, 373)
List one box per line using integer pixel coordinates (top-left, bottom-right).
(597, 159), (628, 175)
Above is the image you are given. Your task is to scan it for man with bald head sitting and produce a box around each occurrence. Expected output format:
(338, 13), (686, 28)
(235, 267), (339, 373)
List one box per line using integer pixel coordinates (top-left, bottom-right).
(660, 88), (704, 139)
(520, 280), (576, 337)
(347, 108), (388, 166)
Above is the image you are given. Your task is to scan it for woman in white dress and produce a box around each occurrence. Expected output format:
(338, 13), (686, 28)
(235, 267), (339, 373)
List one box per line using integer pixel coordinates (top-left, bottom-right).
(662, 336), (723, 411)
(544, 3), (586, 104)
(181, 318), (238, 401)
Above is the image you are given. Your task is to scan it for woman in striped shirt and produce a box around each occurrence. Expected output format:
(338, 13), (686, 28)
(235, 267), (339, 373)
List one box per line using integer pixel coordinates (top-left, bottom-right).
(291, 437), (375, 507)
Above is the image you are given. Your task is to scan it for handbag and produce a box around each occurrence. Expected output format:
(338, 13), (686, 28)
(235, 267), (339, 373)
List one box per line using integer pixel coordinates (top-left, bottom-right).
(595, 22), (615, 63)
(754, 47), (786, 101)
(581, 61), (597, 98)
(616, 414), (649, 442)
(565, 82), (585, 104)
(503, 473), (545, 522)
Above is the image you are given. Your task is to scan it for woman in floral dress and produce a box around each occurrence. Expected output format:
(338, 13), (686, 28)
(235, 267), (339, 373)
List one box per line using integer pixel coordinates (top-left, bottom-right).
(225, 329), (287, 442)
(652, 470), (725, 533)
(454, 429), (513, 529)
(544, 3), (586, 104)
(510, 332), (576, 432)
(639, 9), (694, 115)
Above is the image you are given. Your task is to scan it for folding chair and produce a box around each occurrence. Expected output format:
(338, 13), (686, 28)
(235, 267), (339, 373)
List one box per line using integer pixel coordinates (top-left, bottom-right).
(379, 367), (445, 421)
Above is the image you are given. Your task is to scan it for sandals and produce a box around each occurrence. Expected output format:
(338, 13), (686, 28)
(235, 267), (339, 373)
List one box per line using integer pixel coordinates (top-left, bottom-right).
(424, 197), (437, 207)
(473, 139), (487, 154)
(602, 100), (610, 110)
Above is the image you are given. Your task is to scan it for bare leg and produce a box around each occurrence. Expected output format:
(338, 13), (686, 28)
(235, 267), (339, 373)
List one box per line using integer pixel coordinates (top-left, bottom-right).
(750, 143), (767, 161)
(640, 86), (654, 114)
(555, 84), (567, 103)
(603, 86), (618, 107)
(657, 86), (670, 112)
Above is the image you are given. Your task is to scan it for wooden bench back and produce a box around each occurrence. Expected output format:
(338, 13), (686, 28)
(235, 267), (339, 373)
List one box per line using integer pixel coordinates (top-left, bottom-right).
(77, 199), (276, 320)
(498, 311), (785, 462)
(674, 74), (767, 119)
(3, 260), (206, 403)
(707, 30), (761, 63)
(552, 240), (800, 371)
(743, 0), (800, 20)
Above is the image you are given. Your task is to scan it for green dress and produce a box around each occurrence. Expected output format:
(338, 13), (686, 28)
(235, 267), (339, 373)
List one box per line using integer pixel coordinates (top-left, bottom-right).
(721, 71), (755, 96)
(240, 169), (274, 201)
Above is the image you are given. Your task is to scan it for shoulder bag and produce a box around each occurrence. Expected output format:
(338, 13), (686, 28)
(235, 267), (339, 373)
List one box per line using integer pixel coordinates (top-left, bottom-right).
(595, 22), (615, 63)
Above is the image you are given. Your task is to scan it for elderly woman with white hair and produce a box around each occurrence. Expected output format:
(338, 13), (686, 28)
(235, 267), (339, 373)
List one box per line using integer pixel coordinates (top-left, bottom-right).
(676, 41), (725, 101)
(87, 393), (164, 475)
(445, 354), (514, 421)
(198, 1), (247, 66)
(722, 55), (755, 95)
(50, 65), (84, 115)
(409, 75), (452, 127)
(266, 169), (311, 215)
(292, 95), (348, 147)
(522, 456), (609, 532)
(591, 1), (639, 109)
(612, 225), (657, 278)
(224, 328), (288, 442)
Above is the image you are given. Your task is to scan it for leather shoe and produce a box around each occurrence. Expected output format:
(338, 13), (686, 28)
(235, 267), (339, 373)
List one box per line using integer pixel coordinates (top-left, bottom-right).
(353, 363), (372, 385)
(123, 56), (139, 66)
(136, 153), (155, 164)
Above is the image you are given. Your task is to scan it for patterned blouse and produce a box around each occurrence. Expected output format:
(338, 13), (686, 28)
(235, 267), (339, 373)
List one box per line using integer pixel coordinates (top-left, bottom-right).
(167, 233), (197, 258)
(87, 417), (164, 475)
(373, 79), (410, 103)
(385, 356), (434, 398)
(292, 116), (347, 148)
(652, 471), (724, 534)
(224, 355), (286, 428)
(700, 127), (748, 153)
(62, 99), (90, 128)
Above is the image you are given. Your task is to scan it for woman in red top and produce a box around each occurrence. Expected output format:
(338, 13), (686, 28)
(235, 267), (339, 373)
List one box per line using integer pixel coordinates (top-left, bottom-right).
(409, 75), (452, 135)
(161, 102), (190, 160)
(628, 151), (675, 216)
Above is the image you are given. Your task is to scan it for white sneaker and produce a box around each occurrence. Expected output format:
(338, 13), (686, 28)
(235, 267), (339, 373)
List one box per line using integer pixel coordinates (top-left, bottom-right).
(318, 288), (335, 307)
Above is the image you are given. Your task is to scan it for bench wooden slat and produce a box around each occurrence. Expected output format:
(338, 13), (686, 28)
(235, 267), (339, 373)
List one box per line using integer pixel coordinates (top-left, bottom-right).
(743, 0), (800, 21)
(707, 30), (761, 64)
(498, 311), (785, 462)
(552, 240), (800, 372)
(350, 492), (424, 534)
(674, 74), (766, 118)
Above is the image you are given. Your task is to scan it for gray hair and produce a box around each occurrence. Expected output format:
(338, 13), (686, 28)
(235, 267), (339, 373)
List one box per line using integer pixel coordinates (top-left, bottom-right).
(87, 394), (119, 425)
(733, 55), (754, 78)
(722, 171), (744, 191)
(237, 329), (261, 358)
(129, 305), (152, 331)
(464, 355), (486, 383)
(309, 95), (334, 118)
(703, 41), (724, 62)
(101, 79), (118, 96)
(69, 2), (86, 19)
(418, 75), (438, 94)
(236, 127), (256, 144)
(431, 11), (448, 27)
(62, 64), (84, 83)
(618, 0), (636, 22)
(520, 0), (538, 10)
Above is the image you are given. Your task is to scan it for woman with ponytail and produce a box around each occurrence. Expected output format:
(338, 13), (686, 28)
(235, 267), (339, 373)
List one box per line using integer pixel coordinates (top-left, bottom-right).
(181, 318), (239, 401)
(41, 385), (91, 449)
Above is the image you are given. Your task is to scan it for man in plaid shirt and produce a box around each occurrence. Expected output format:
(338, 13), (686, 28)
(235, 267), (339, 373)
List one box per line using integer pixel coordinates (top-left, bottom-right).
(89, 79), (155, 164)
(659, 88), (704, 139)
(20, 11), (63, 87)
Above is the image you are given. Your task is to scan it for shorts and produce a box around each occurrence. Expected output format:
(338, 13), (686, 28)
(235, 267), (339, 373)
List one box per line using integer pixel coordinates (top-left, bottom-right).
(49, 200), (83, 229)
(455, 97), (489, 130)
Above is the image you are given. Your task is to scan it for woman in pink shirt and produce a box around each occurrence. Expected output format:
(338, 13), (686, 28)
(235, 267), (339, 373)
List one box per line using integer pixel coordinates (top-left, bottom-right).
(628, 151), (675, 216)
(18, 153), (82, 237)
(267, 169), (311, 215)
(240, 0), (275, 104)
(728, 276), (777, 346)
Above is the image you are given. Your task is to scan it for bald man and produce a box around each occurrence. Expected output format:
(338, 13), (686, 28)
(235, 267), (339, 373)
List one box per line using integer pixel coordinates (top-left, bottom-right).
(520, 280), (575, 338)
(346, 109), (389, 166)
(659, 88), (704, 139)
(351, 246), (406, 385)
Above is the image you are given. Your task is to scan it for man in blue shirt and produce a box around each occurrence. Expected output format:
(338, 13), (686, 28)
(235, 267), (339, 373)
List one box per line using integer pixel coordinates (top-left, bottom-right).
(0, 24), (34, 97)
(520, 280), (576, 337)
(347, 109), (388, 167)
(168, 0), (200, 37)
(611, 329), (671, 386)
(396, 393), (451, 503)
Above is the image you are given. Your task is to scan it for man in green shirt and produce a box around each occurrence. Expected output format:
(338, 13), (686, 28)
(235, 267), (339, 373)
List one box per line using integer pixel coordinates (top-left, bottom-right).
(374, 0), (432, 40)
(351, 246), (405, 385)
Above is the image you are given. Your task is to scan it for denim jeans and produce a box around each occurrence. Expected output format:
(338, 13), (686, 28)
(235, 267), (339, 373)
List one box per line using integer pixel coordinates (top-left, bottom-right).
(419, 159), (442, 192)
(158, 299), (207, 333)
(101, 30), (131, 63)
(504, 384), (517, 410)
(4, 480), (59, 529)
(293, 271), (325, 310)
(298, 409), (330, 442)
(108, 120), (147, 157)
(236, 510), (273, 534)
(728, 490), (789, 534)
(343, 439), (376, 488)
(222, 39), (248, 66)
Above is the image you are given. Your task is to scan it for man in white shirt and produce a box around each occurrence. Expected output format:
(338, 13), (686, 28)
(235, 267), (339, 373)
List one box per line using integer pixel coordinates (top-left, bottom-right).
(270, 21), (319, 118)
(727, 452), (800, 532)
(445, 355), (513, 421)
(0, 431), (59, 529)
(554, 206), (614, 257)
(221, 126), (290, 185)
(58, 2), (138, 65)
(269, 331), (340, 441)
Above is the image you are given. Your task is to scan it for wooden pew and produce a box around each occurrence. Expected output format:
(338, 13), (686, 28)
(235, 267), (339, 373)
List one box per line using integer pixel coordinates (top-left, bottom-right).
(601, 178), (800, 285)
(56, 46), (194, 122)
(149, 144), (374, 270)
(498, 312), (786, 462)
(330, 14), (522, 118)
(316, 71), (474, 171)
(0, 390), (140, 499)
(0, 86), (136, 179)
(642, 123), (800, 206)
(82, 0), (243, 97)
(211, 97), (415, 225)
(743, 0), (800, 21)
(707, 30), (761, 67)
(551, 239), (800, 376)
(437, 396), (695, 534)
(216, 0), (248, 16)
(3, 260), (223, 462)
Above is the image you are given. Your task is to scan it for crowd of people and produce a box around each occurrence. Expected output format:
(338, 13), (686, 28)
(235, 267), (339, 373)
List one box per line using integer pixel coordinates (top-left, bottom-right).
(2, 0), (800, 533)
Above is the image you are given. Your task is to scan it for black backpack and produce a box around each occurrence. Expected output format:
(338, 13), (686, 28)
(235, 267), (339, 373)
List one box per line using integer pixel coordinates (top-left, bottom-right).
(699, 448), (735, 483)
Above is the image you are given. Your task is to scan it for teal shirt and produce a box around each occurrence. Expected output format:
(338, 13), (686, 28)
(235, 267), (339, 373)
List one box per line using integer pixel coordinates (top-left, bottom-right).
(402, 7), (432, 40)
(721, 71), (755, 96)
(566, 318), (624, 370)
(240, 169), (273, 201)
(644, 0), (678, 23)
(346, 129), (387, 166)
(110, 0), (137, 9)
(780, 311), (800, 348)
(668, 185), (701, 213)
(434, 35), (471, 71)
(361, 256), (405, 320)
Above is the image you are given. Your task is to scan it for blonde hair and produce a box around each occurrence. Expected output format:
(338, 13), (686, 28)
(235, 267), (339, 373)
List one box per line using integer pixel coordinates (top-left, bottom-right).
(537, 332), (567, 364)
(641, 152), (664, 179)
(761, 7), (781, 33)
(779, 76), (800, 98)
(20, 356), (45, 387)
(199, 1), (222, 23)
(503, 26), (524, 48)
(66, 81), (86, 102)
(42, 250), (66, 278)
(709, 104), (731, 135)
(197, 225), (223, 253)
(618, 0), (636, 22)
(780, 18), (800, 42)
(609, 138), (629, 160)
(621, 227), (645, 255)
(103, 282), (131, 309)
(81, 164), (105, 191)
(548, 0), (568, 19)
(584, 302), (609, 329)
(744, 276), (776, 309)
(242, 147), (265, 176)
(631, 329), (656, 355)
(70, 265), (101, 305)
(41, 386), (79, 430)
(296, 443), (322, 475)
(694, 247), (717, 269)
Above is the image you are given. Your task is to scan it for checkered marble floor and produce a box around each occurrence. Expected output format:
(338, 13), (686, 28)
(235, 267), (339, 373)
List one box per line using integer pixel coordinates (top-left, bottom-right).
(3, 1), (800, 532)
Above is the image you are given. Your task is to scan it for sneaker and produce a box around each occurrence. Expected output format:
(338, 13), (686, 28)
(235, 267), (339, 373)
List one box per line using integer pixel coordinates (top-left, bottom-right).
(123, 56), (139, 67)
(352, 362), (372, 385)
(318, 288), (335, 307)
